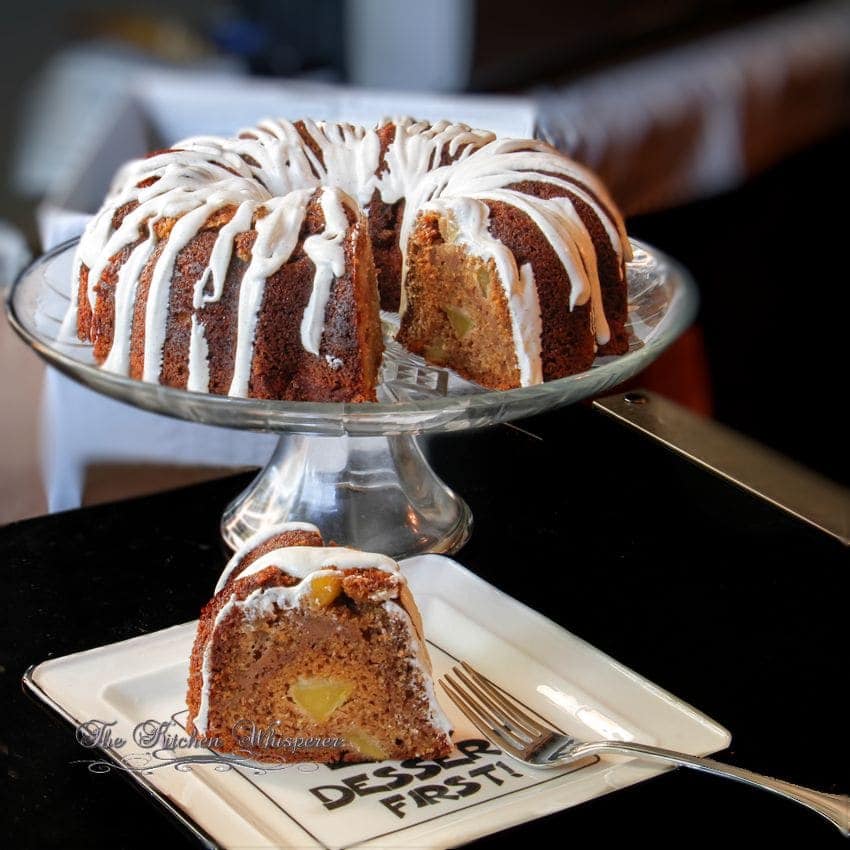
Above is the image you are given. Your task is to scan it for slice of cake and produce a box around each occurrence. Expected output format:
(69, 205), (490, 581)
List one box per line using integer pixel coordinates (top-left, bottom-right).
(186, 523), (452, 763)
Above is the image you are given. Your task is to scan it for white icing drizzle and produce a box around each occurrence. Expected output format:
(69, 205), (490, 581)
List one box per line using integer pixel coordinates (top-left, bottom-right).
(470, 188), (610, 346)
(299, 120), (383, 206)
(228, 189), (313, 397)
(377, 118), (493, 205)
(300, 188), (354, 355)
(194, 594), (237, 735)
(100, 236), (156, 374)
(422, 198), (544, 386)
(195, 645), (212, 734)
(192, 200), (256, 310)
(223, 545), (399, 589)
(233, 567), (343, 619)
(215, 521), (321, 593)
(517, 263), (543, 384)
(70, 117), (630, 392)
(384, 599), (453, 736)
(187, 315), (210, 393)
(142, 201), (224, 382)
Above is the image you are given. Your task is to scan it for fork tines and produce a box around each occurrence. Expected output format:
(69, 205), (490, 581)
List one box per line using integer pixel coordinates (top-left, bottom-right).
(440, 661), (552, 758)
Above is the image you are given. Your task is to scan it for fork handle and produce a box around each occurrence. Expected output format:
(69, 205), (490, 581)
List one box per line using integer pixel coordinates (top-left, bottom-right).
(568, 741), (849, 836)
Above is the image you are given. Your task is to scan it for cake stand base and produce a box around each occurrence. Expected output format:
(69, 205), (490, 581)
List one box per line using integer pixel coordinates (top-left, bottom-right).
(220, 432), (472, 558)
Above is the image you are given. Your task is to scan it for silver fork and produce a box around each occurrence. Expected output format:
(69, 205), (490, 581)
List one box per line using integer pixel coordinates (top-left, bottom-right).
(440, 662), (849, 836)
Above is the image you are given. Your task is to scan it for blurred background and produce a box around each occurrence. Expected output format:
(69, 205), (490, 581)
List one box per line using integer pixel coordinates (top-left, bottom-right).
(1, 0), (848, 524)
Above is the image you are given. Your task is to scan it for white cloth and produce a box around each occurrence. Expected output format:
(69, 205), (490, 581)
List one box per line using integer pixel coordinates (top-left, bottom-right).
(0, 221), (31, 290)
(40, 370), (278, 512)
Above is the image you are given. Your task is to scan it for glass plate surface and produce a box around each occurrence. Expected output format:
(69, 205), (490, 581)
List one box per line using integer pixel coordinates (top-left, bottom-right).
(7, 238), (697, 436)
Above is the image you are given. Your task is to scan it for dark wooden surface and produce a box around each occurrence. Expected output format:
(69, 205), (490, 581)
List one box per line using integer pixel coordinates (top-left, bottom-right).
(2, 402), (847, 848)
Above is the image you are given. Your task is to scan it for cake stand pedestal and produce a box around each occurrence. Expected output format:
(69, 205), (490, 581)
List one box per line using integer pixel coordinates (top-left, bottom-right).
(220, 432), (471, 557)
(7, 238), (696, 558)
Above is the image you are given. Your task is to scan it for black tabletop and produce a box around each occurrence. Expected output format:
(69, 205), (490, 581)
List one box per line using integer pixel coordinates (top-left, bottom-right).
(2, 402), (847, 848)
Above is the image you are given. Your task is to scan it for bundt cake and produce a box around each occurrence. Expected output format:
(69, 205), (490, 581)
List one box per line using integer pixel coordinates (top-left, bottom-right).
(186, 522), (453, 763)
(65, 117), (632, 400)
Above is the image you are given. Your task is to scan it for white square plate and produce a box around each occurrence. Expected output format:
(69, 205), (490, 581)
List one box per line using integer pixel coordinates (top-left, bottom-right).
(25, 555), (730, 849)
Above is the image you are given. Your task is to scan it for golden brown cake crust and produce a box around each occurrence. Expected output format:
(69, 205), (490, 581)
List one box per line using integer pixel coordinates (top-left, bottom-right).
(486, 199), (597, 379)
(247, 205), (382, 402)
(76, 120), (630, 400)
(505, 179), (629, 356)
(221, 529), (324, 592)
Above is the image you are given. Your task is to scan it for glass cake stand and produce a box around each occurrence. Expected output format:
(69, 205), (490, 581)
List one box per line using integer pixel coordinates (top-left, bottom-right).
(7, 238), (697, 558)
